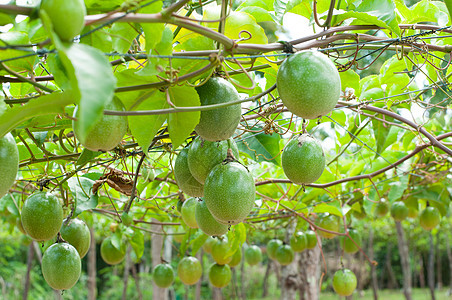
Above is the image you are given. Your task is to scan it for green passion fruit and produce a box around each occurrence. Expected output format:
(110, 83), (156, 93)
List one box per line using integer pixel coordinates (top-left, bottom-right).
(390, 201), (409, 222)
(21, 191), (63, 241)
(316, 214), (340, 239)
(187, 137), (239, 184)
(152, 263), (175, 288)
(177, 256), (202, 285)
(181, 197), (198, 229)
(419, 206), (441, 230)
(375, 200), (389, 217)
(174, 148), (204, 197)
(290, 231), (307, 252)
(41, 242), (81, 290)
(267, 239), (283, 260)
(305, 230), (318, 249)
(281, 134), (325, 185)
(0, 133), (19, 198)
(208, 263), (232, 288)
(332, 269), (357, 297)
(275, 244), (294, 266)
(276, 50), (341, 119)
(195, 77), (241, 141)
(60, 218), (91, 259)
(211, 238), (232, 265)
(202, 236), (217, 254)
(244, 245), (262, 266)
(204, 161), (255, 225)
(73, 97), (128, 152)
(100, 236), (126, 265)
(341, 229), (362, 254)
(228, 248), (242, 268)
(40, 0), (86, 41)
(195, 198), (228, 236)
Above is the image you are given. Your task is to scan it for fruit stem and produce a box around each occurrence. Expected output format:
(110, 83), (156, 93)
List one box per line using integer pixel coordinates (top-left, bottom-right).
(224, 148), (236, 163)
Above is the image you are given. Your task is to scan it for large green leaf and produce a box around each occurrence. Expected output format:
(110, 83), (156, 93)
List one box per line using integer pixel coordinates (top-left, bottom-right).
(68, 176), (98, 216)
(237, 131), (281, 165)
(110, 23), (138, 54)
(167, 86), (200, 149)
(372, 118), (391, 157)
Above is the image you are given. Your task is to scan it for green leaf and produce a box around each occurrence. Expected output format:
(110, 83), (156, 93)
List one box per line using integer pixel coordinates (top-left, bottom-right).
(339, 68), (360, 96)
(334, 0), (401, 36)
(76, 149), (102, 166)
(128, 90), (168, 152)
(238, 6), (274, 22)
(190, 233), (209, 256)
(64, 44), (117, 143)
(167, 86), (201, 149)
(80, 26), (112, 53)
(387, 175), (409, 202)
(138, 26), (173, 76)
(313, 203), (343, 217)
(372, 118), (391, 157)
(237, 131), (281, 165)
(0, 92), (73, 138)
(226, 223), (246, 257)
(409, 0), (449, 26)
(140, 1), (164, 52)
(129, 229), (144, 261)
(68, 176), (98, 216)
(111, 23), (137, 54)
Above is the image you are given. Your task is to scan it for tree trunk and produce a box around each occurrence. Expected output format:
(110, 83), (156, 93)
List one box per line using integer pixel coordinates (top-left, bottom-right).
(130, 258), (143, 300)
(384, 244), (399, 289)
(419, 253), (426, 289)
(436, 233), (442, 289)
(280, 223), (300, 300)
(122, 247), (131, 300)
(445, 234), (452, 296)
(298, 246), (320, 300)
(212, 287), (223, 300)
(368, 227), (378, 300)
(22, 243), (34, 300)
(151, 218), (167, 300)
(428, 234), (435, 300)
(88, 226), (97, 300)
(395, 221), (412, 300)
(262, 259), (272, 298)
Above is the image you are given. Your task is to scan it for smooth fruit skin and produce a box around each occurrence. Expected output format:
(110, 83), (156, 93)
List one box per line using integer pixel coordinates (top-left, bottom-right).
(21, 192), (63, 241)
(73, 97), (128, 152)
(187, 137), (239, 184)
(316, 214), (340, 239)
(100, 236), (126, 265)
(419, 207), (441, 230)
(174, 148), (204, 197)
(0, 133), (19, 198)
(275, 244), (294, 266)
(195, 199), (228, 236)
(40, 0), (86, 41)
(177, 256), (202, 285)
(333, 269), (357, 297)
(267, 239), (283, 260)
(290, 231), (307, 252)
(228, 248), (242, 268)
(305, 230), (318, 249)
(212, 239), (233, 265)
(341, 229), (362, 254)
(204, 161), (255, 225)
(276, 50), (341, 119)
(375, 200), (389, 217)
(152, 263), (175, 288)
(245, 245), (262, 266)
(41, 243), (81, 290)
(390, 201), (409, 222)
(181, 197), (198, 229)
(60, 219), (91, 259)
(202, 236), (216, 254)
(281, 134), (325, 184)
(208, 263), (232, 288)
(195, 77), (241, 141)
(407, 207), (419, 219)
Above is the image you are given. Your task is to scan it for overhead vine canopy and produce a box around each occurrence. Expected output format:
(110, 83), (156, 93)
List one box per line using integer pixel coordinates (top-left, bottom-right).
(0, 0), (451, 263)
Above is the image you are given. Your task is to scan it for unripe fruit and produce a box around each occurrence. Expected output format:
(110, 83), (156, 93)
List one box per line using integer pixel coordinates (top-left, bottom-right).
(228, 248), (242, 268)
(419, 206), (441, 230)
(181, 197), (198, 229)
(177, 256), (202, 285)
(60, 219), (91, 258)
(333, 269), (357, 296)
(187, 137), (239, 184)
(267, 239), (283, 260)
(244, 245), (262, 266)
(204, 161), (255, 225)
(202, 236), (217, 254)
(73, 97), (128, 152)
(390, 201), (409, 222)
(305, 230), (318, 249)
(40, 0), (86, 41)
(212, 239), (232, 265)
(174, 148), (204, 197)
(290, 231), (307, 252)
(152, 263), (175, 288)
(195, 198), (228, 236)
(316, 214), (340, 239)
(0, 133), (19, 198)
(275, 244), (294, 266)
(121, 212), (133, 227)
(41, 243), (81, 290)
(407, 206), (419, 219)
(195, 77), (241, 141)
(276, 50), (341, 119)
(281, 134), (325, 184)
(341, 229), (362, 254)
(375, 200), (389, 217)
(100, 236), (126, 265)
(21, 192), (63, 241)
(208, 263), (232, 288)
